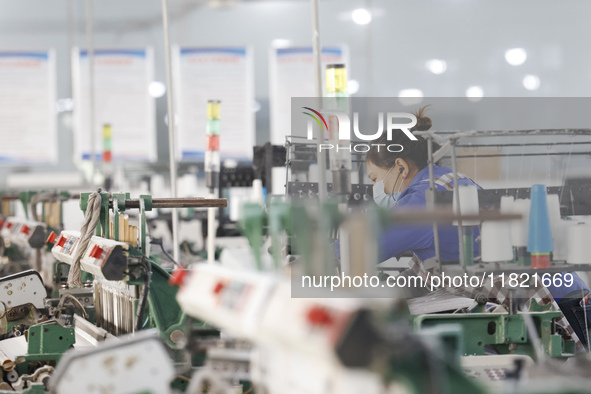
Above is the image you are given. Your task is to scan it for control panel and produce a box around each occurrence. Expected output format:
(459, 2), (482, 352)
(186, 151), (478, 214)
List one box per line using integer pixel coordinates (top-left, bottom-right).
(51, 231), (81, 266)
(287, 182), (372, 205)
(177, 264), (275, 338)
(51, 231), (129, 281)
(1, 217), (47, 249)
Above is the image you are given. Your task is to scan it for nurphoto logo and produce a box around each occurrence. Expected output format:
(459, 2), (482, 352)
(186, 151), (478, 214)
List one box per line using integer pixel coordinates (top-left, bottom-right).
(302, 107), (418, 152)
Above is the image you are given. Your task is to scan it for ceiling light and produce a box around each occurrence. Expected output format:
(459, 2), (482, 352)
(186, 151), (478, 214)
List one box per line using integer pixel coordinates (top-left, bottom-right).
(149, 81), (166, 98)
(352, 8), (372, 25)
(522, 74), (540, 91)
(425, 59), (447, 75)
(466, 85), (484, 102)
(505, 48), (527, 66)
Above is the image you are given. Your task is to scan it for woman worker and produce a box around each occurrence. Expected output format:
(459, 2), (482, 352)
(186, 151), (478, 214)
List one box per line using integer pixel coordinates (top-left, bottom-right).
(365, 107), (591, 347)
(366, 108), (478, 265)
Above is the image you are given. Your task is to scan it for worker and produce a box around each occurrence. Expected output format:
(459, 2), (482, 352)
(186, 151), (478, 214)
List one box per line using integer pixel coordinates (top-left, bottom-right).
(366, 106), (479, 264)
(365, 106), (591, 347)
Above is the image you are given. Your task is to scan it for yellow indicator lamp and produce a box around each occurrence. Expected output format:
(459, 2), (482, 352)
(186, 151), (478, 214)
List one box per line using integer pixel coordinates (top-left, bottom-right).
(207, 100), (221, 121)
(326, 64), (348, 95)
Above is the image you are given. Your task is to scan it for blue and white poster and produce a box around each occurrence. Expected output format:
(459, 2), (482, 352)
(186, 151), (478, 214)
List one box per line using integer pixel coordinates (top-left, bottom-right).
(0, 50), (57, 164)
(72, 47), (156, 162)
(173, 46), (255, 160)
(269, 45), (349, 145)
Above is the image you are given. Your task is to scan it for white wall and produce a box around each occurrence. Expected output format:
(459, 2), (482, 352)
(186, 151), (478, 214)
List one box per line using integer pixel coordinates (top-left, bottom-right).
(0, 0), (589, 185)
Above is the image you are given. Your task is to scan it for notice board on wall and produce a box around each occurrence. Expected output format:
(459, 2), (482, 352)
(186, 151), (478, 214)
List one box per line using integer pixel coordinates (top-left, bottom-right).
(173, 46), (255, 160)
(0, 50), (57, 164)
(269, 45), (349, 145)
(72, 47), (156, 162)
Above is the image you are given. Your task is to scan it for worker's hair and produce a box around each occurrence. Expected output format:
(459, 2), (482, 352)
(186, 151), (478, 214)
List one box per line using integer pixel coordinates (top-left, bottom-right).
(365, 105), (438, 170)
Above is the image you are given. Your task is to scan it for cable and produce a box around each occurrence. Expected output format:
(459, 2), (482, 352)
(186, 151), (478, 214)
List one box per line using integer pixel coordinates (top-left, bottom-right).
(150, 238), (182, 267)
(135, 256), (151, 331)
(29, 192), (55, 222)
(68, 191), (102, 288)
(582, 292), (590, 354)
(56, 294), (89, 320)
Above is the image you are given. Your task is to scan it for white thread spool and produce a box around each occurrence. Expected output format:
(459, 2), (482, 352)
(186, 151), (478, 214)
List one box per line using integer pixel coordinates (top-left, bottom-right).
(308, 163), (319, 183)
(252, 179), (264, 205)
(567, 222), (591, 265)
(500, 195), (514, 214)
(554, 220), (574, 261)
(481, 220), (514, 262)
(271, 167), (287, 195)
(452, 185), (479, 226)
(511, 199), (530, 247)
(546, 194), (561, 240)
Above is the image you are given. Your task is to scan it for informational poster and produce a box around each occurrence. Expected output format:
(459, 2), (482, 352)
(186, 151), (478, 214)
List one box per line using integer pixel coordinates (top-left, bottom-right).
(172, 46), (255, 160)
(269, 45), (349, 144)
(0, 50), (57, 164)
(72, 48), (156, 162)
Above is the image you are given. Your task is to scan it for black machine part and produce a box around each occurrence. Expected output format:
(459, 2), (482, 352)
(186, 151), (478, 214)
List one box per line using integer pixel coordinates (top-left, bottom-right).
(27, 226), (47, 249)
(434, 178), (591, 216)
(101, 245), (128, 281)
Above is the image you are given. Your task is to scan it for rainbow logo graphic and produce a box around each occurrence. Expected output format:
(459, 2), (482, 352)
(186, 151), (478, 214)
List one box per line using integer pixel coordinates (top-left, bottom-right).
(302, 107), (328, 130)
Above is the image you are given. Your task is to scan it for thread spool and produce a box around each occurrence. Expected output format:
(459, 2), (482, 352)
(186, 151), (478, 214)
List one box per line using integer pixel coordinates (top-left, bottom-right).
(252, 179), (264, 205)
(481, 221), (514, 263)
(452, 185), (479, 226)
(567, 222), (591, 265)
(554, 220), (574, 261)
(546, 194), (561, 239)
(500, 195), (514, 214)
(271, 167), (287, 195)
(511, 199), (530, 247)
(528, 185), (553, 269)
(308, 163), (319, 183)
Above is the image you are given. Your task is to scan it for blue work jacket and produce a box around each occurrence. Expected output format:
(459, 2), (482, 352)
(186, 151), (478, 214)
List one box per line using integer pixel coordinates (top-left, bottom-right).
(378, 164), (480, 263)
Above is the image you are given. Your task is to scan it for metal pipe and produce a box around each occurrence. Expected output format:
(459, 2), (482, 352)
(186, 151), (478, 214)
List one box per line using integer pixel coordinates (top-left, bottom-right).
(415, 128), (591, 138)
(388, 210), (519, 224)
(67, 0), (75, 98)
(310, 0), (327, 202)
(449, 152), (591, 159)
(85, 0), (96, 184)
(456, 141), (591, 148)
(160, 0), (180, 262)
(114, 198), (227, 209)
(207, 193), (216, 264)
(450, 142), (467, 271)
(427, 136), (442, 274)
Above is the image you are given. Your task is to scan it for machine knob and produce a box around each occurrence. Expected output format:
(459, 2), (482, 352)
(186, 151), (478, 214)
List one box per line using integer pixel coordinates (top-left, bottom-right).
(56, 235), (66, 247)
(46, 231), (57, 244)
(169, 268), (186, 287)
(213, 281), (225, 294)
(89, 245), (104, 259)
(306, 306), (333, 326)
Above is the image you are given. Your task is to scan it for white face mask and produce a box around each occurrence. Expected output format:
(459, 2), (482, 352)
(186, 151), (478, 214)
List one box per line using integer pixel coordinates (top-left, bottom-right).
(373, 166), (404, 209)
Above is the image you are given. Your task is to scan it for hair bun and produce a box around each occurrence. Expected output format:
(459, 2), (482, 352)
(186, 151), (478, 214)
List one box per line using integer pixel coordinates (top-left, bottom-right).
(411, 105), (432, 132)
(413, 116), (432, 131)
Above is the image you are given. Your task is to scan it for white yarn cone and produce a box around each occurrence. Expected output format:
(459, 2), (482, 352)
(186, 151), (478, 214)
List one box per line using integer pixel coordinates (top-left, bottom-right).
(554, 220), (574, 261)
(481, 220), (514, 262)
(511, 199), (530, 247)
(567, 222), (591, 265)
(452, 185), (480, 226)
(546, 194), (561, 243)
(500, 195), (514, 214)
